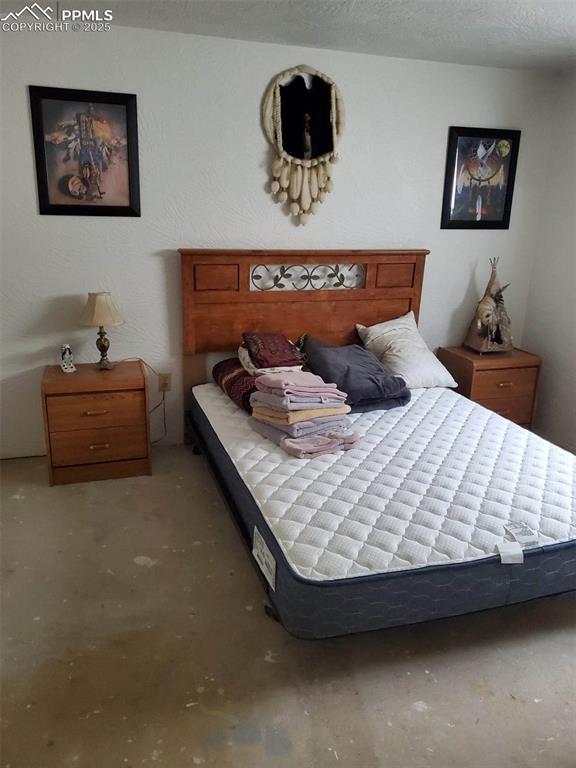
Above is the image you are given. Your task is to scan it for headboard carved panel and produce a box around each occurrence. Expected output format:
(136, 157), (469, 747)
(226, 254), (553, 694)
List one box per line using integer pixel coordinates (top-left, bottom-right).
(179, 249), (428, 355)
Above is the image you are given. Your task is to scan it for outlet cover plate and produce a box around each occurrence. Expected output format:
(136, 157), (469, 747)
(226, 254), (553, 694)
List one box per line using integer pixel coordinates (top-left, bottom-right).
(158, 373), (172, 392)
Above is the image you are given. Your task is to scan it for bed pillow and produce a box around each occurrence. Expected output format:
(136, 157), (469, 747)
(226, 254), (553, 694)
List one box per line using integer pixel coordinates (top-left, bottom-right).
(356, 312), (457, 389)
(242, 332), (303, 369)
(299, 334), (335, 354)
(304, 342), (411, 412)
(298, 334), (334, 368)
(212, 358), (257, 413)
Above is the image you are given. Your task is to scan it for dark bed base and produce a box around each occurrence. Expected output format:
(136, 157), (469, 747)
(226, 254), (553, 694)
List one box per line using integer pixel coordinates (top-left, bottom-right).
(187, 394), (576, 640)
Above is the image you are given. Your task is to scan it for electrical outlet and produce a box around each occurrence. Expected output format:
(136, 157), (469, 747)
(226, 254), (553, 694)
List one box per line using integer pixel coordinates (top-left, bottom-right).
(158, 373), (172, 392)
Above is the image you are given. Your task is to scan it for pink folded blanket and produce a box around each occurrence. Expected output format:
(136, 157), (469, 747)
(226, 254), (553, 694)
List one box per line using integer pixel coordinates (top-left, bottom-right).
(249, 415), (350, 439)
(255, 385), (348, 401)
(250, 391), (346, 412)
(249, 415), (360, 458)
(255, 371), (339, 394)
(280, 432), (360, 459)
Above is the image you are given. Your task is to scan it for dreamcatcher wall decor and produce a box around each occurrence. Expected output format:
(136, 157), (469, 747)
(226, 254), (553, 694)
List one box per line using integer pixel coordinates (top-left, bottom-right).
(262, 65), (345, 225)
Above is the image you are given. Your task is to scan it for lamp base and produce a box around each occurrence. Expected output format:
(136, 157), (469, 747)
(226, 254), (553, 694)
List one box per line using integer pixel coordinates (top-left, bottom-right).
(95, 326), (113, 370)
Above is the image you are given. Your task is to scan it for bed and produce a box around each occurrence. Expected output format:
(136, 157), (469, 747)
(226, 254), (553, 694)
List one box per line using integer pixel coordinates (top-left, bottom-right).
(180, 249), (576, 639)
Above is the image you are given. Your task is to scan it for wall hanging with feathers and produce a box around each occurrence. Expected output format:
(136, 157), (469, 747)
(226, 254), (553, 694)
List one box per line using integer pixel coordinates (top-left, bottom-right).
(464, 257), (513, 353)
(262, 65), (345, 226)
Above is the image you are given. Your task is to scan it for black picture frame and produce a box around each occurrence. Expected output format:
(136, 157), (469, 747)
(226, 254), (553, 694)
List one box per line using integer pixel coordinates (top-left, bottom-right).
(440, 126), (520, 229)
(29, 85), (140, 216)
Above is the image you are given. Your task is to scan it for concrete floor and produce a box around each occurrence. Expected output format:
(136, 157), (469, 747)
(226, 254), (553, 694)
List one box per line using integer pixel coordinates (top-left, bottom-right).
(1, 446), (575, 768)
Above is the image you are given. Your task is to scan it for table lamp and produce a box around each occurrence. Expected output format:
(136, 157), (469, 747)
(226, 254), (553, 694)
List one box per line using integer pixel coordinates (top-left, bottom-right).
(80, 292), (125, 370)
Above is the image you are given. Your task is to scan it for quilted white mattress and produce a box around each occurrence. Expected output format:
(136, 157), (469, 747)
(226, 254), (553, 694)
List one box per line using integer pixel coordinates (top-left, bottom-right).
(192, 384), (576, 582)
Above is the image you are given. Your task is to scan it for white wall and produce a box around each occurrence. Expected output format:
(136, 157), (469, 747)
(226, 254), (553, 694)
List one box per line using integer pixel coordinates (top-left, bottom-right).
(0, 25), (553, 457)
(523, 69), (576, 452)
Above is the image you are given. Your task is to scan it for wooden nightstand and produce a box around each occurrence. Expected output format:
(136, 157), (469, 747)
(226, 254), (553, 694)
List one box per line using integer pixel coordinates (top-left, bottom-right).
(437, 347), (541, 429)
(42, 361), (151, 485)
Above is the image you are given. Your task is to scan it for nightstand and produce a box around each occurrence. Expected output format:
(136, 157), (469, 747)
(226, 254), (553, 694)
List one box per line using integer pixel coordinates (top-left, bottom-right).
(437, 347), (541, 429)
(42, 361), (151, 485)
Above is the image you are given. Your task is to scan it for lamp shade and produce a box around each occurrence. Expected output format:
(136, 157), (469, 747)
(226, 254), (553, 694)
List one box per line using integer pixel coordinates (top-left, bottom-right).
(80, 292), (125, 328)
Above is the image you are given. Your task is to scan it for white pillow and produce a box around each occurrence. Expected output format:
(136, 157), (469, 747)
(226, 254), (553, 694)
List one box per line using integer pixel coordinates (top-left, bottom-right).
(356, 312), (457, 389)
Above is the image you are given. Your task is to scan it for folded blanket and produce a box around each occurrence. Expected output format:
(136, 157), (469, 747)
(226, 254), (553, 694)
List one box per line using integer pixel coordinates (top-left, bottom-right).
(303, 342), (411, 410)
(255, 371), (338, 394)
(249, 416), (350, 440)
(242, 332), (303, 369)
(271, 390), (346, 403)
(281, 433), (360, 459)
(255, 384), (348, 401)
(250, 391), (347, 412)
(252, 404), (351, 425)
(238, 345), (303, 377)
(256, 384), (347, 403)
(350, 397), (411, 413)
(249, 418), (359, 457)
(212, 358), (257, 413)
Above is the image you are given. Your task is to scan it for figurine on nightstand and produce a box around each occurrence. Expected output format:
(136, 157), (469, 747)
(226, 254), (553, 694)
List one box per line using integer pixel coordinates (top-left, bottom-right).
(464, 257), (513, 353)
(60, 343), (77, 373)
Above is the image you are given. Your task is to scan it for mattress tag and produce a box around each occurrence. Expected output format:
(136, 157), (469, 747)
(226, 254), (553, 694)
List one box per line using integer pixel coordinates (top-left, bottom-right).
(252, 527), (276, 591)
(497, 541), (524, 564)
(504, 522), (539, 547)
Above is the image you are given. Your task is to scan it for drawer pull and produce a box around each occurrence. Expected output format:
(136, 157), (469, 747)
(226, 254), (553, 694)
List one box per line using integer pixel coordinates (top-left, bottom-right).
(89, 443), (110, 451)
(85, 409), (110, 416)
(498, 382), (513, 388)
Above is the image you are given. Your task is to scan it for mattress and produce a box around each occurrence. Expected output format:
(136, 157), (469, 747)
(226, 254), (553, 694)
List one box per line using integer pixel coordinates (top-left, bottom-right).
(190, 384), (576, 638)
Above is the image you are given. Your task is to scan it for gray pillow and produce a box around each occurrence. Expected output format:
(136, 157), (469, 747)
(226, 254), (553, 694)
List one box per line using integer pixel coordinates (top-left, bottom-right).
(299, 334), (334, 359)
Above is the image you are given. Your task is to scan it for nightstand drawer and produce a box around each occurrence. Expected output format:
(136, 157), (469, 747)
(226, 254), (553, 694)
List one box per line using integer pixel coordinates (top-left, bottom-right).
(50, 425), (148, 467)
(47, 391), (146, 432)
(477, 396), (533, 424)
(472, 367), (538, 400)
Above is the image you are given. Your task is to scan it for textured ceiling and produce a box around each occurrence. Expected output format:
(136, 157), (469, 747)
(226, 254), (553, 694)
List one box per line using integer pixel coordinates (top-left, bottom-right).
(103, 0), (576, 70)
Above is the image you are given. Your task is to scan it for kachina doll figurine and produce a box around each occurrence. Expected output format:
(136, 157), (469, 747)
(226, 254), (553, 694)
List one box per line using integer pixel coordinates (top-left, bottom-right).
(464, 257), (513, 353)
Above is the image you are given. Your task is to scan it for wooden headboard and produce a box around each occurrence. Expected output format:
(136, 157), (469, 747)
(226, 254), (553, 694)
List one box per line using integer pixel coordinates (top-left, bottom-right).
(180, 249), (428, 356)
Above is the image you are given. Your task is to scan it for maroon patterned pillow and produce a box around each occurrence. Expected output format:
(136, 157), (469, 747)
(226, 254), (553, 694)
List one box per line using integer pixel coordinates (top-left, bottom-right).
(212, 358), (257, 413)
(242, 332), (303, 369)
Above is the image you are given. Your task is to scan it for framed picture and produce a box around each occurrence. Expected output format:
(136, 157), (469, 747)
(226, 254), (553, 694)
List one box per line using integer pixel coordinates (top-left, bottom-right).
(440, 126), (520, 229)
(29, 86), (140, 216)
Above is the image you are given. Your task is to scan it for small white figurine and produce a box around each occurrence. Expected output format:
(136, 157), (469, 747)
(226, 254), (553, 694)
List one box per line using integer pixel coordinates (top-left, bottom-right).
(60, 343), (77, 373)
